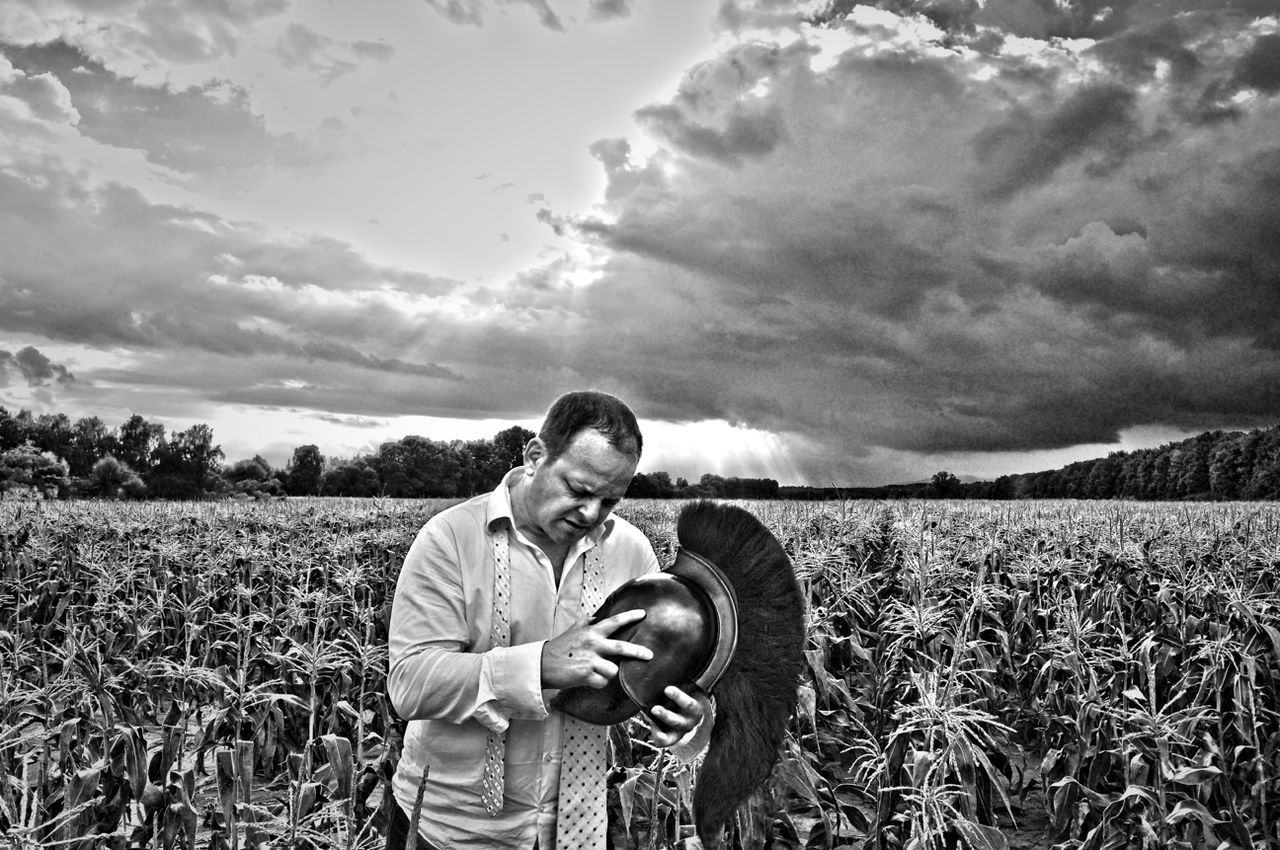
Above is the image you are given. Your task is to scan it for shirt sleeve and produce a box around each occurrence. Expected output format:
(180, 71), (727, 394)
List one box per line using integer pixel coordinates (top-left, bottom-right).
(386, 519), (549, 732)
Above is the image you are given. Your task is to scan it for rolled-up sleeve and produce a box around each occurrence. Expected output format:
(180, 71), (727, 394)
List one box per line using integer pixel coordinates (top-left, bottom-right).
(387, 521), (549, 731)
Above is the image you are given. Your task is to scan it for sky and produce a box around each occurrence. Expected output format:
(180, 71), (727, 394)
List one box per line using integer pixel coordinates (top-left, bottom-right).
(1, 0), (1278, 487)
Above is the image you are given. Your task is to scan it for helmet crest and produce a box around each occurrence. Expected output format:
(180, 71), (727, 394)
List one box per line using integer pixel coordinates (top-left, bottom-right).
(552, 500), (806, 847)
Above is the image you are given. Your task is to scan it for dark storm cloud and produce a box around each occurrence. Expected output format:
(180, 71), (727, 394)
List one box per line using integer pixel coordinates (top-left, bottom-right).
(1088, 18), (1204, 85)
(2, 40), (314, 174)
(635, 42), (793, 166)
(1235, 33), (1280, 93)
(803, 0), (1280, 42)
(973, 84), (1140, 198)
(546, 2), (1280, 484)
(1085, 17), (1280, 126)
(0, 347), (76, 387)
(636, 101), (787, 166)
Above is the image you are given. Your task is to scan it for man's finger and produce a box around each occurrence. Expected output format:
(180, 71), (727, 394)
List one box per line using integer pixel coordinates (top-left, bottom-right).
(662, 685), (700, 713)
(593, 658), (620, 681)
(604, 638), (654, 662)
(648, 704), (685, 730)
(592, 608), (646, 633)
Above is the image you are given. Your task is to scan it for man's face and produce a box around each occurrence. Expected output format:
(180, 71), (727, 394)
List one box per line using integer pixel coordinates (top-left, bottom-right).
(521, 428), (638, 547)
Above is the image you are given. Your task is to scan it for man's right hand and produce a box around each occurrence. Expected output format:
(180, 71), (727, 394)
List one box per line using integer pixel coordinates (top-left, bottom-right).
(540, 609), (652, 690)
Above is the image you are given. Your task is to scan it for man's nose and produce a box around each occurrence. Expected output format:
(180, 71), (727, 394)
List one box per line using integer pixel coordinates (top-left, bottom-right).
(578, 498), (603, 524)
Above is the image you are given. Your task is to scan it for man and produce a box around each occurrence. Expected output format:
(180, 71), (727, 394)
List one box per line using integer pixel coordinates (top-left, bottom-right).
(386, 390), (705, 849)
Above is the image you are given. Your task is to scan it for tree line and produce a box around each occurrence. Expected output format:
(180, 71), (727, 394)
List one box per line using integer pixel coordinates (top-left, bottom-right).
(774, 428), (1280, 502)
(0, 406), (781, 501)
(975, 426), (1280, 501)
(2, 405), (1276, 501)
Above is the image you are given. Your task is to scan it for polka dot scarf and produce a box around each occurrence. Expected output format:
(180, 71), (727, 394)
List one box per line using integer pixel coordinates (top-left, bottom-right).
(481, 525), (609, 849)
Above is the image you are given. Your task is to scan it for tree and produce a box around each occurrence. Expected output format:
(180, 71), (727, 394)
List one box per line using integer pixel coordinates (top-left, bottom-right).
(1243, 428), (1280, 500)
(150, 423), (223, 498)
(373, 436), (473, 497)
(68, 416), (118, 478)
(930, 470), (962, 498)
(0, 407), (25, 452)
(83, 455), (146, 500)
(627, 471), (657, 498)
(0, 442), (70, 498)
(320, 458), (381, 496)
(647, 471), (676, 498)
(1174, 437), (1213, 499)
(117, 414), (165, 477)
(224, 455), (273, 483)
(1084, 455), (1120, 499)
(30, 413), (73, 461)
(454, 439), (494, 496)
(285, 445), (325, 496)
(493, 426), (535, 471)
(696, 473), (727, 497)
(1209, 435), (1247, 500)
(224, 455), (285, 498)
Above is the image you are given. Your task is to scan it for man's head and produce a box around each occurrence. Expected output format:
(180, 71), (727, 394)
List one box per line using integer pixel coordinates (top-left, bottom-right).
(537, 390), (642, 462)
(515, 391), (643, 548)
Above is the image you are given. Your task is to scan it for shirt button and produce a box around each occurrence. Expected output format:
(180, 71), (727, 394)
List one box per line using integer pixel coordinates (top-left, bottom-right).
(543, 754), (553, 763)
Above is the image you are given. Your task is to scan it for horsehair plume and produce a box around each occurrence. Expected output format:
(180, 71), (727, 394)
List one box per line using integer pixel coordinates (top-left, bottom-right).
(675, 500), (806, 848)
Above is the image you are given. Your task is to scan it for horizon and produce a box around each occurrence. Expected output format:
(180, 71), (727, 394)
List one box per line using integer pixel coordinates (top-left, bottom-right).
(4, 397), (1273, 491)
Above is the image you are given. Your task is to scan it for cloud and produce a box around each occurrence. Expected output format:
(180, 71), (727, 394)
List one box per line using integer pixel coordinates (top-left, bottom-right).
(420, 0), (650, 31)
(0, 148), (598, 426)
(535, 3), (1280, 484)
(277, 24), (355, 82)
(634, 39), (795, 162)
(972, 83), (1139, 198)
(276, 24), (394, 84)
(423, 0), (564, 31)
(800, 0), (1279, 42)
(1234, 31), (1280, 93)
(313, 412), (389, 429)
(0, 346), (76, 387)
(2, 40), (315, 176)
(0, 163), (466, 383)
(351, 39), (396, 62)
(0, 0), (289, 73)
(0, 57), (78, 123)
(587, 0), (633, 23)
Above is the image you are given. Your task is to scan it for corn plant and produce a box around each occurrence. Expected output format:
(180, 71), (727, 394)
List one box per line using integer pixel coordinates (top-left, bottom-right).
(3, 498), (1280, 849)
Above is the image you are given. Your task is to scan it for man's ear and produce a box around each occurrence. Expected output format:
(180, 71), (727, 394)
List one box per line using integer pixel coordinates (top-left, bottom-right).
(522, 437), (546, 473)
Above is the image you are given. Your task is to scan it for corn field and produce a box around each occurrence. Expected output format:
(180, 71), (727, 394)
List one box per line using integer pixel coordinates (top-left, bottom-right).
(1, 497), (1278, 849)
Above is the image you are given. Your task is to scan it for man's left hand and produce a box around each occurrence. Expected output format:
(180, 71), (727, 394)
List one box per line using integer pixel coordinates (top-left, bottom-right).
(646, 685), (706, 748)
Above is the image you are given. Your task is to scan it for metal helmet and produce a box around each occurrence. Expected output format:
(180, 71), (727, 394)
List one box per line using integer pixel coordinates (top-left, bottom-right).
(551, 547), (739, 724)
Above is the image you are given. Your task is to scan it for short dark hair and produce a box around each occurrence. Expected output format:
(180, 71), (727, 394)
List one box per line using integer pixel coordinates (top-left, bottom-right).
(539, 391), (643, 461)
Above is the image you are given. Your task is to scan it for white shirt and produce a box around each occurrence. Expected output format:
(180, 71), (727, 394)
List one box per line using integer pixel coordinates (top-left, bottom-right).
(388, 470), (658, 848)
